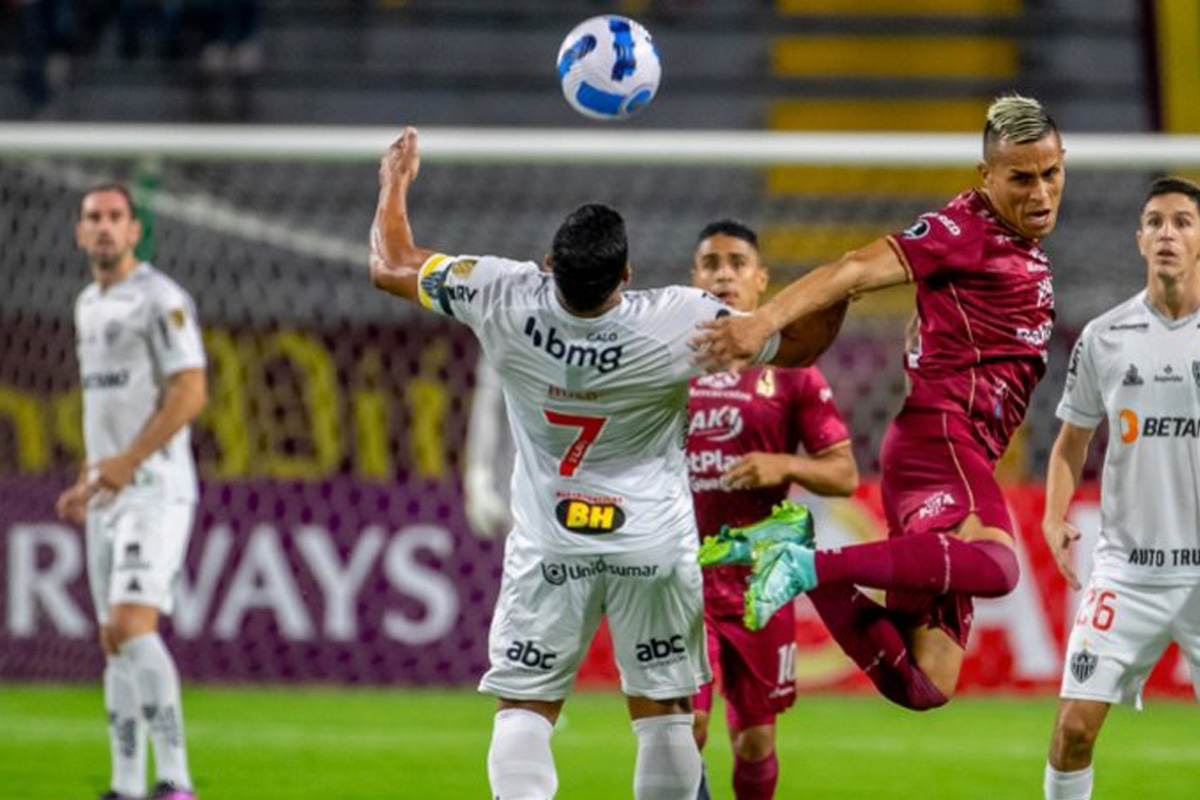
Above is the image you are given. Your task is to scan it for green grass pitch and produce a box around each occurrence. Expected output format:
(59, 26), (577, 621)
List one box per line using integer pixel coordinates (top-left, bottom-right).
(1, 684), (1197, 799)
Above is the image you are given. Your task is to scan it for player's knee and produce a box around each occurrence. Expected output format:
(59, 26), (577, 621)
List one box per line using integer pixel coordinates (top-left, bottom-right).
(106, 606), (158, 647)
(732, 726), (775, 762)
(972, 539), (1020, 596)
(1053, 713), (1099, 763)
(98, 624), (118, 656)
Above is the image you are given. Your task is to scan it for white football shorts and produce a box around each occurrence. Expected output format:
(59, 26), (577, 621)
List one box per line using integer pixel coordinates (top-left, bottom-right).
(1060, 574), (1200, 708)
(479, 531), (711, 702)
(86, 497), (195, 623)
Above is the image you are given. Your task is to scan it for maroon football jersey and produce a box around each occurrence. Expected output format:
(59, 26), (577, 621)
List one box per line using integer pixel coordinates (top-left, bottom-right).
(687, 366), (850, 617)
(890, 190), (1055, 460)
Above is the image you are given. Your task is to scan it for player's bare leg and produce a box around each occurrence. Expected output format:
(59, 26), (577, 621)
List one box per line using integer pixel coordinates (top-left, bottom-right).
(730, 724), (778, 800)
(490, 698), (564, 800)
(1044, 699), (1109, 800)
(626, 695), (703, 800)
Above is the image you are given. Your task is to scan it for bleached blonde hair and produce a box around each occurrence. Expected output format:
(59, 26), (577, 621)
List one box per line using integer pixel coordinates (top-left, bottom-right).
(983, 94), (1058, 159)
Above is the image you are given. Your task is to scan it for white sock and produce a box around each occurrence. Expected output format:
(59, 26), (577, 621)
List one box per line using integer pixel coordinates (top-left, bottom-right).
(105, 654), (146, 797)
(487, 708), (557, 800)
(121, 633), (192, 789)
(632, 714), (702, 800)
(1044, 763), (1094, 800)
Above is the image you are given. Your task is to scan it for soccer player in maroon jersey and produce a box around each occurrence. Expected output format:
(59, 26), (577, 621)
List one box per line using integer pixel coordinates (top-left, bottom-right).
(687, 220), (859, 799)
(695, 94), (1065, 711)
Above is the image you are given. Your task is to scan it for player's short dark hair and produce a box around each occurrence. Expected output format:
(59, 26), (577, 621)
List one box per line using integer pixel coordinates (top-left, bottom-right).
(982, 94), (1059, 161)
(696, 218), (759, 250)
(551, 203), (628, 313)
(78, 184), (137, 219)
(1144, 176), (1200, 216)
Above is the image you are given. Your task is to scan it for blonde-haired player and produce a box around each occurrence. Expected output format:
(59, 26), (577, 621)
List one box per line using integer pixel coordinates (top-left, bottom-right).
(1042, 177), (1200, 800)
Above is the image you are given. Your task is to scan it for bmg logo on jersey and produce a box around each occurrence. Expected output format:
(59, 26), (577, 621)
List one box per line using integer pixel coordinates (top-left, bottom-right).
(505, 640), (558, 671)
(635, 635), (687, 665)
(523, 317), (623, 373)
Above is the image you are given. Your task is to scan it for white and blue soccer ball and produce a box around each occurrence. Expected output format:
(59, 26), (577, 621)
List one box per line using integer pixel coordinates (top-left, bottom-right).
(557, 15), (661, 120)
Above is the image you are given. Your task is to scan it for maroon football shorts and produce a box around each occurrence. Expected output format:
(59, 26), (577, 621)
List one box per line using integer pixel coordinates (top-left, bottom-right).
(695, 605), (797, 731)
(879, 408), (1015, 647)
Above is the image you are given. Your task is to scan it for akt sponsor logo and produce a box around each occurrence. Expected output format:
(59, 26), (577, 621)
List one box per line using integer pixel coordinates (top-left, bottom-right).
(505, 640), (558, 671)
(688, 405), (744, 442)
(636, 635), (686, 664)
(523, 317), (624, 373)
(555, 499), (626, 533)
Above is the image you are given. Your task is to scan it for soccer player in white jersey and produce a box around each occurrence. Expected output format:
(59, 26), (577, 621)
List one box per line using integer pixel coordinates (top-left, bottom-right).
(1042, 177), (1200, 800)
(55, 185), (207, 800)
(368, 128), (829, 800)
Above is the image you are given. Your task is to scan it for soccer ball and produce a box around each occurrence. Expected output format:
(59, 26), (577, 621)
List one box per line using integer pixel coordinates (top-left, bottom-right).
(556, 15), (661, 120)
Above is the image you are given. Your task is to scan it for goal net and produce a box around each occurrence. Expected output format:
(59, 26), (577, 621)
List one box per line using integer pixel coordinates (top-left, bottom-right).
(2, 125), (1198, 690)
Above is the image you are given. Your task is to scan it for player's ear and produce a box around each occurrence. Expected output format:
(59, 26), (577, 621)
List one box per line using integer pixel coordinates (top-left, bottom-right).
(130, 217), (143, 247)
(541, 254), (554, 273)
(621, 262), (632, 284)
(976, 160), (990, 185)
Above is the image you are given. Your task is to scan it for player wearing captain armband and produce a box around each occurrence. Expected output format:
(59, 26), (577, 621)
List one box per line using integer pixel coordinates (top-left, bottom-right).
(1041, 177), (1200, 800)
(685, 220), (858, 800)
(695, 94), (1066, 713)
(370, 126), (856, 800)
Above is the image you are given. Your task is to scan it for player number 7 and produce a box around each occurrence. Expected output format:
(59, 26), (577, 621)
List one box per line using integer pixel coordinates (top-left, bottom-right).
(544, 410), (608, 477)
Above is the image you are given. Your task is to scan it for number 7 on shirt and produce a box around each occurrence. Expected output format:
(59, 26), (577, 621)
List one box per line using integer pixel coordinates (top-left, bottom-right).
(544, 410), (608, 477)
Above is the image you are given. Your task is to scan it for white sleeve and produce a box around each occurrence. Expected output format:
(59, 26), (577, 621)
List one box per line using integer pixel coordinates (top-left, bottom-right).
(149, 282), (206, 376)
(1056, 327), (1103, 428)
(673, 287), (778, 378)
(416, 252), (537, 334)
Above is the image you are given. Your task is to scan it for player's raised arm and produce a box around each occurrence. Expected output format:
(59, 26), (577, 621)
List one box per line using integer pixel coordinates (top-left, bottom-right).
(694, 237), (908, 372)
(369, 127), (436, 302)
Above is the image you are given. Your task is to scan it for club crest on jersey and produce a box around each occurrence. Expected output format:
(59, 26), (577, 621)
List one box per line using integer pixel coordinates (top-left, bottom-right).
(1122, 364), (1143, 386)
(1069, 650), (1098, 684)
(756, 368), (776, 398)
(555, 498), (626, 534)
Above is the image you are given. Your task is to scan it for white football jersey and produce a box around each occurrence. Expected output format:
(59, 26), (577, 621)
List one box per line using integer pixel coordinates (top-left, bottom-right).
(75, 263), (206, 503)
(418, 253), (773, 556)
(1057, 290), (1200, 585)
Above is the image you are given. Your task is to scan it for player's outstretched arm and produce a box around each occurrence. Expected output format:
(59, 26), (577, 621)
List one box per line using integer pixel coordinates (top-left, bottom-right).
(694, 238), (908, 371)
(369, 127), (436, 303)
(1042, 421), (1095, 590)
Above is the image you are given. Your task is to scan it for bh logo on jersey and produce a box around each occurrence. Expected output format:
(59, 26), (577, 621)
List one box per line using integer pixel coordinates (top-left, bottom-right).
(555, 499), (627, 534)
(635, 635), (686, 665)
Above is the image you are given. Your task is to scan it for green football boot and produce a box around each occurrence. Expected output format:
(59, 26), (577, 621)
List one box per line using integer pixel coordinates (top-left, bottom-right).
(743, 540), (819, 632)
(698, 500), (814, 568)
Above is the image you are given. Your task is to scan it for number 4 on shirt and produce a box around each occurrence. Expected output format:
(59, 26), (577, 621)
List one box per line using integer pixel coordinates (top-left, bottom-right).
(545, 410), (608, 477)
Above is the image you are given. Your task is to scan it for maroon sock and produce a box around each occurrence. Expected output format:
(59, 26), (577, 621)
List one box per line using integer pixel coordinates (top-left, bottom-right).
(732, 752), (778, 800)
(808, 584), (949, 712)
(814, 535), (1019, 597)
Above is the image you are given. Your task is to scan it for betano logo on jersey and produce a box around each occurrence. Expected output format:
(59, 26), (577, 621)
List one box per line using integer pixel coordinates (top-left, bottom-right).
(1118, 408), (1200, 443)
(555, 492), (626, 534)
(523, 317), (624, 373)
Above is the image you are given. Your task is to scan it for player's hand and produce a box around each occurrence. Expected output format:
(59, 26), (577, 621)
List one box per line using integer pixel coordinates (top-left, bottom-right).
(92, 453), (140, 495)
(54, 480), (94, 525)
(381, 126), (421, 187)
(691, 312), (772, 374)
(724, 453), (796, 490)
(464, 468), (511, 538)
(1042, 518), (1082, 590)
